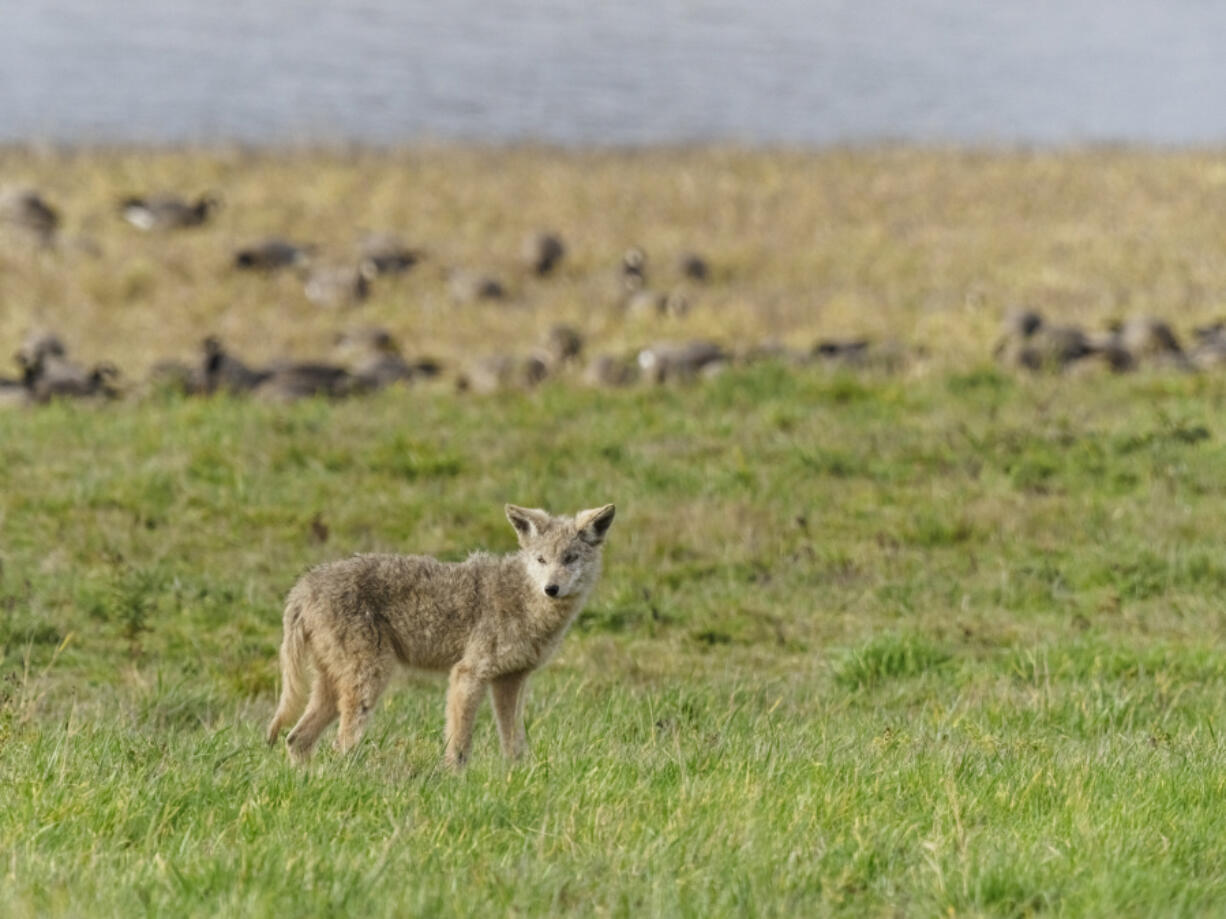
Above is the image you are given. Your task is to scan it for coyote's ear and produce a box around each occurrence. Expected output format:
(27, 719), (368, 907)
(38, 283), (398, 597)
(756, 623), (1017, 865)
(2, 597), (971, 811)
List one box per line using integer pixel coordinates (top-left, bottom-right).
(506, 504), (551, 544)
(576, 504), (616, 545)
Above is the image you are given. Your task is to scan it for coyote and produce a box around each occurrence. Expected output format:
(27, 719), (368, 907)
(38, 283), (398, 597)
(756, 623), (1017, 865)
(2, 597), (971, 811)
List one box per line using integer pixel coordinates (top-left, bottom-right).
(266, 503), (615, 767)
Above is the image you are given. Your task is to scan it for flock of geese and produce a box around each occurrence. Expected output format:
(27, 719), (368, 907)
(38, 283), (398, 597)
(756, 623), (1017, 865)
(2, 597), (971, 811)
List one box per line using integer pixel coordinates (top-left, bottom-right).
(0, 184), (883, 408)
(4, 185), (1222, 409)
(993, 309), (1226, 373)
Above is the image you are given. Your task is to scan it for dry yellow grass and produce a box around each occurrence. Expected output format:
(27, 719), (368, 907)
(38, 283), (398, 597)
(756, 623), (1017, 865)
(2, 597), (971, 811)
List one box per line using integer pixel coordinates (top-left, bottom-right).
(3, 145), (1226, 379)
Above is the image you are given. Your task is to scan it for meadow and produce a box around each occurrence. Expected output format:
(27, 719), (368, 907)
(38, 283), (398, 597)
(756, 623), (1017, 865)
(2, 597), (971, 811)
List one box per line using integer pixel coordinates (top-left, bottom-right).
(3, 147), (1226, 917)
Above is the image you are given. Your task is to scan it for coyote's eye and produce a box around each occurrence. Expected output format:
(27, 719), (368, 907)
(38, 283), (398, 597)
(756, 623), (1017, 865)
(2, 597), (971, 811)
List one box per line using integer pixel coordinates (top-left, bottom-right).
(536, 556), (547, 565)
(562, 553), (577, 565)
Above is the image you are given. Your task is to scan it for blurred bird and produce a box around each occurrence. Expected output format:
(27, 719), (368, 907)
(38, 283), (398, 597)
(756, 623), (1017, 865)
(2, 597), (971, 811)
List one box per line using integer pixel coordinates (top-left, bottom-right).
(1110, 316), (1190, 370)
(457, 353), (549, 393)
(1191, 321), (1226, 369)
(993, 309), (1093, 371)
(583, 353), (639, 388)
(542, 323), (584, 366)
(333, 327), (440, 388)
(200, 336), (270, 394)
(304, 261), (378, 308)
(120, 192), (220, 230)
(521, 231), (566, 276)
(620, 246), (647, 292)
(811, 339), (871, 366)
(637, 340), (729, 383)
(626, 288), (690, 320)
(16, 329), (68, 368)
(234, 238), (312, 271)
(677, 251), (710, 282)
(255, 362), (358, 402)
(18, 345), (119, 403)
(447, 270), (506, 304)
(1, 188), (59, 244)
(358, 233), (422, 275)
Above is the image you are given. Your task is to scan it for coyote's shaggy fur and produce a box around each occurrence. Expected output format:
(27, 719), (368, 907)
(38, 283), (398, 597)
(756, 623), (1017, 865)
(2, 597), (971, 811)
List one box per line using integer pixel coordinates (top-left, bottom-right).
(266, 503), (615, 767)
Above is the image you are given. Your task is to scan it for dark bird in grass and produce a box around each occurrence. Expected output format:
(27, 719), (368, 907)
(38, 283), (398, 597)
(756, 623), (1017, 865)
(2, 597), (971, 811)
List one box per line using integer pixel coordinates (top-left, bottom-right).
(255, 362), (359, 402)
(358, 233), (422, 275)
(333, 327), (440, 389)
(1, 188), (60, 244)
(677, 251), (710, 282)
(521, 231), (566, 276)
(18, 348), (119, 404)
(542, 323), (584, 366)
(811, 339), (871, 364)
(120, 193), (220, 231)
(1190, 321), (1226, 369)
(1110, 316), (1190, 370)
(993, 308), (1094, 372)
(16, 329), (67, 368)
(234, 238), (312, 271)
(201, 336), (271, 394)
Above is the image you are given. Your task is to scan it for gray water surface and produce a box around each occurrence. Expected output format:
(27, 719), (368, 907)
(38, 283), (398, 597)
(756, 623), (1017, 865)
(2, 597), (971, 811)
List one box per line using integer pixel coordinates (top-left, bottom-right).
(3, 1), (1225, 146)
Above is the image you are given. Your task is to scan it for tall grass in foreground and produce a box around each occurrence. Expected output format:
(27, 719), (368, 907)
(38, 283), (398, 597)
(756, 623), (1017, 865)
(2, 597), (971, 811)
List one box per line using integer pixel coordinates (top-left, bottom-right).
(4, 365), (1226, 915)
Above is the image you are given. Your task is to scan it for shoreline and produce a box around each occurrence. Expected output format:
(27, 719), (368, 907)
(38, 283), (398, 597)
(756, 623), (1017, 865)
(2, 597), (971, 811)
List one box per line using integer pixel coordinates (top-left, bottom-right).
(6, 139), (1226, 157)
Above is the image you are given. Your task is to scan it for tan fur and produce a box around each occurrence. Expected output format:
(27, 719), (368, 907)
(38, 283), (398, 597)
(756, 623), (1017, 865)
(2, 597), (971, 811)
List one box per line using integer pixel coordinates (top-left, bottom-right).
(266, 503), (615, 767)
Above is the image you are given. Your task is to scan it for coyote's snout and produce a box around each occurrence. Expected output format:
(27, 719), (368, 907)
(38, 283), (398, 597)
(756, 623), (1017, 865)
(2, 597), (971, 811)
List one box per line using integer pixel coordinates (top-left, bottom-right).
(266, 503), (615, 768)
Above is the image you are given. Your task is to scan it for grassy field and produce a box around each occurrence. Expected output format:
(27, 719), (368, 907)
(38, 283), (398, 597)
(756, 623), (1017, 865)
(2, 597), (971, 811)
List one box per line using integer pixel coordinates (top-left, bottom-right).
(4, 147), (1226, 916)
(4, 145), (1226, 375)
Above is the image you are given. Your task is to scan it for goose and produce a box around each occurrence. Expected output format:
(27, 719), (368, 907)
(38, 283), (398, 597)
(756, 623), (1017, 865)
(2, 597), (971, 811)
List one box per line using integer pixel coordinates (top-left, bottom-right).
(0, 188), (59, 244)
(521, 231), (566, 276)
(120, 193), (219, 230)
(583, 353), (639, 388)
(1190, 322), (1226, 369)
(334, 327), (435, 389)
(358, 233), (422, 275)
(447, 270), (506, 304)
(677, 251), (710, 282)
(255, 362), (357, 402)
(233, 238), (312, 271)
(636, 340), (729, 383)
(620, 246), (647, 292)
(21, 352), (119, 403)
(542, 323), (584, 366)
(1110, 316), (1190, 370)
(16, 329), (67, 368)
(200, 336), (270, 394)
(811, 339), (871, 365)
(457, 353), (549, 394)
(992, 309), (1093, 371)
(304, 261), (377, 308)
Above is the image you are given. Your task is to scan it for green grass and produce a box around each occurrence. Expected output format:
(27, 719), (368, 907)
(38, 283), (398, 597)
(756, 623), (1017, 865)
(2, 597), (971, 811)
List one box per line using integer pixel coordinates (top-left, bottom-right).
(5, 363), (1226, 916)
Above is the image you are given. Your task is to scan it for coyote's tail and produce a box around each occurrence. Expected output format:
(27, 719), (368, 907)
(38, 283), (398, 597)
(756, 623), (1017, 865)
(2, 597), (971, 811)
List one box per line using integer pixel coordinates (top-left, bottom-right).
(265, 594), (310, 746)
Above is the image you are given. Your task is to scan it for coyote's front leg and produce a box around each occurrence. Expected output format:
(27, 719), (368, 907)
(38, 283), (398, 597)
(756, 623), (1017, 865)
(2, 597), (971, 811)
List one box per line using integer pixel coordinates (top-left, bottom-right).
(444, 661), (487, 769)
(491, 670), (530, 760)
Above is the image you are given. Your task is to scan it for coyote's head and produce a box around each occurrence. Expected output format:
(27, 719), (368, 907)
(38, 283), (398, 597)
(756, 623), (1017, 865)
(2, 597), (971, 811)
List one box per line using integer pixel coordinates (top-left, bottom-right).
(506, 503), (616, 600)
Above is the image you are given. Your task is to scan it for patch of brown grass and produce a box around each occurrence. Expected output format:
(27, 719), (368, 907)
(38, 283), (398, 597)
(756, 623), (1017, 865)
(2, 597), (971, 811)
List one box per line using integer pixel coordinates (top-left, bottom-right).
(3, 145), (1226, 378)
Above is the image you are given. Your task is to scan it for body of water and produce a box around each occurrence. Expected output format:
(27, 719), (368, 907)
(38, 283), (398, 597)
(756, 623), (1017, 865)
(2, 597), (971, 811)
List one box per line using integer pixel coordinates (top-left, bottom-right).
(3, 1), (1225, 146)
